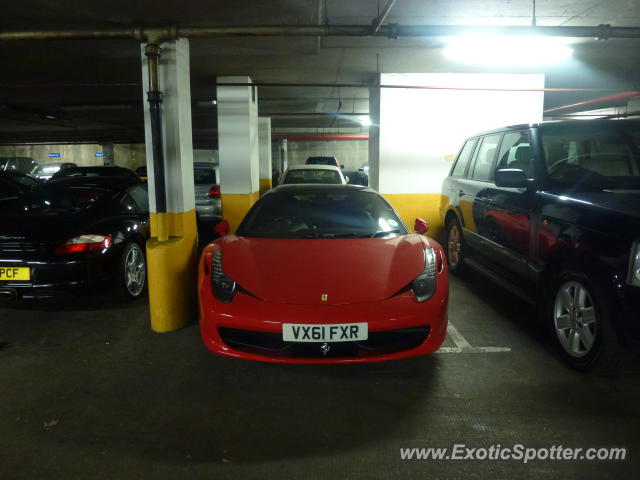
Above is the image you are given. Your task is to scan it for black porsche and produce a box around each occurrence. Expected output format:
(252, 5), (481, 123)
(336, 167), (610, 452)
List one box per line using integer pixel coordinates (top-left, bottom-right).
(0, 176), (150, 299)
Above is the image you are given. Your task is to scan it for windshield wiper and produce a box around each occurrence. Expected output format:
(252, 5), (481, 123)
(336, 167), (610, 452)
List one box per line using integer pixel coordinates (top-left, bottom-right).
(319, 232), (365, 238)
(370, 229), (402, 238)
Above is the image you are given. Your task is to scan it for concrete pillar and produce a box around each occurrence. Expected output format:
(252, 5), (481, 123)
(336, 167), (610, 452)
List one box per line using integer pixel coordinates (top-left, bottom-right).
(141, 38), (198, 332)
(216, 76), (260, 231)
(258, 117), (273, 195)
(628, 96), (640, 112)
(100, 143), (114, 166)
(370, 72), (544, 237)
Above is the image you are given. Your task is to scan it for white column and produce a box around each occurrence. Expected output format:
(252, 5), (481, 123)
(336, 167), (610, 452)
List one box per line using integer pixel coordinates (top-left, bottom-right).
(258, 117), (273, 194)
(216, 76), (260, 230)
(141, 38), (195, 217)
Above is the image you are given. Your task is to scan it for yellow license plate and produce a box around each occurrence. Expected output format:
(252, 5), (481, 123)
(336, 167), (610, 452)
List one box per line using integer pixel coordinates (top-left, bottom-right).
(0, 267), (30, 281)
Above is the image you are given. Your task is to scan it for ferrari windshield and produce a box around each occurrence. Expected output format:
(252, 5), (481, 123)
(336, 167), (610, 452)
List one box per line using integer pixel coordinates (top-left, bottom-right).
(237, 187), (408, 238)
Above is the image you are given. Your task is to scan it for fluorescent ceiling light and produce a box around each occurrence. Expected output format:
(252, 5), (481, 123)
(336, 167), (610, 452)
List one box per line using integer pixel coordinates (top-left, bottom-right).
(359, 115), (372, 126)
(444, 35), (573, 66)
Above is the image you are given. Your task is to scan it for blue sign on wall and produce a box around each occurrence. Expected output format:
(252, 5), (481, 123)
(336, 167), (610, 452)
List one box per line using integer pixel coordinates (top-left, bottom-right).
(95, 152), (104, 157)
(48, 153), (61, 158)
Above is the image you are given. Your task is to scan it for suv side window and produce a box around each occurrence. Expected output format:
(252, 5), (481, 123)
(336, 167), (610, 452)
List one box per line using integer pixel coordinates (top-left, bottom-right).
(496, 131), (533, 178)
(470, 134), (501, 181)
(451, 139), (477, 177)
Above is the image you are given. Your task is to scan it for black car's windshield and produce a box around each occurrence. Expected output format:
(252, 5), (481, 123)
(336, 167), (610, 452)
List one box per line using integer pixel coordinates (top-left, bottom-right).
(237, 188), (407, 239)
(54, 168), (135, 178)
(33, 164), (61, 175)
(541, 123), (640, 190)
(282, 168), (342, 184)
(5, 185), (112, 216)
(9, 174), (38, 188)
(194, 165), (216, 185)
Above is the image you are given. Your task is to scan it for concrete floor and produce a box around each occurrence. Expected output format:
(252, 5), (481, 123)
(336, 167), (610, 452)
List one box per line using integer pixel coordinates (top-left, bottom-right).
(1, 271), (639, 479)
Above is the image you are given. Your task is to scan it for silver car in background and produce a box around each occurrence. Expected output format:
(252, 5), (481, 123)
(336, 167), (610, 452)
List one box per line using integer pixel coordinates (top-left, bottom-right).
(194, 162), (221, 221)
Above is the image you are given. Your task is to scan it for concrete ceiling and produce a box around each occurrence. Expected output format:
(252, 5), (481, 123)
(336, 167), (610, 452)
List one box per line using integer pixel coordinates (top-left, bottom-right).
(1, 0), (640, 145)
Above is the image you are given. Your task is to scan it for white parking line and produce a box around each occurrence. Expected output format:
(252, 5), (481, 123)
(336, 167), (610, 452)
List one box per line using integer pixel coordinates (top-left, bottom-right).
(446, 323), (472, 349)
(436, 322), (511, 354)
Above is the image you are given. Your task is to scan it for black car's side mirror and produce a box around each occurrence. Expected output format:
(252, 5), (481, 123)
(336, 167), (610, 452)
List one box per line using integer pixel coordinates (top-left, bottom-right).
(494, 169), (528, 189)
(358, 168), (364, 172)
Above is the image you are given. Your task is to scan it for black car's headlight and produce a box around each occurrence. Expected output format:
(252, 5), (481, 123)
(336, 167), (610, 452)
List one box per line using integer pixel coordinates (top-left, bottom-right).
(628, 242), (640, 288)
(211, 250), (236, 303)
(412, 248), (438, 302)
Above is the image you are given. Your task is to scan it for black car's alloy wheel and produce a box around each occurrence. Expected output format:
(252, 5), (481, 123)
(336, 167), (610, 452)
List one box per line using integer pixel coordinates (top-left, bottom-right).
(119, 242), (147, 299)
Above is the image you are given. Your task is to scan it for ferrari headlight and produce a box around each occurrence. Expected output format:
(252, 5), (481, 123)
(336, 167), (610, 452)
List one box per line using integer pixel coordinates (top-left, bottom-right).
(628, 242), (640, 287)
(412, 248), (438, 302)
(211, 250), (236, 303)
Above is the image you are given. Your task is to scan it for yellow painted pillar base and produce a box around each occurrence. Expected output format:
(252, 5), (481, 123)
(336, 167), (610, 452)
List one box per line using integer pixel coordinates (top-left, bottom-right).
(146, 209), (198, 332)
(221, 192), (260, 233)
(383, 193), (445, 238)
(259, 178), (272, 196)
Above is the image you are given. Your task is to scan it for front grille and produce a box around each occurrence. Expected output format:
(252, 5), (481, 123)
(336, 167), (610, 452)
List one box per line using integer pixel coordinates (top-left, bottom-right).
(218, 326), (430, 359)
(0, 242), (50, 253)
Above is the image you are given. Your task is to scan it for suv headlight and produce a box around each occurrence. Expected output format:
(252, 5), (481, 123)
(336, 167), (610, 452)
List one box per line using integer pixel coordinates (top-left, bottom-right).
(412, 248), (439, 302)
(211, 250), (236, 302)
(628, 242), (640, 287)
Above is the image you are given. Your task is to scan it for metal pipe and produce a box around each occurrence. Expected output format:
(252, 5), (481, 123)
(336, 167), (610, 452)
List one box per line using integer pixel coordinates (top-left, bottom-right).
(218, 81), (630, 93)
(543, 91), (640, 114)
(272, 135), (369, 141)
(261, 112), (369, 116)
(1, 23), (639, 41)
(371, 0), (397, 34)
(144, 43), (168, 242)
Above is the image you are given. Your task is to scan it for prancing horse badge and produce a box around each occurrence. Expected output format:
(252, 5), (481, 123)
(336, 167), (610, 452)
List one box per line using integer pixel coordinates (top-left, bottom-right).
(321, 294), (328, 302)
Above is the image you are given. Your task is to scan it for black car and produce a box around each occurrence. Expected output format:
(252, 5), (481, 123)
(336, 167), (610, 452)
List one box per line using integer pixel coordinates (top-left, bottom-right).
(349, 160), (369, 186)
(441, 119), (640, 372)
(50, 166), (139, 181)
(0, 171), (39, 204)
(0, 157), (38, 175)
(0, 176), (150, 299)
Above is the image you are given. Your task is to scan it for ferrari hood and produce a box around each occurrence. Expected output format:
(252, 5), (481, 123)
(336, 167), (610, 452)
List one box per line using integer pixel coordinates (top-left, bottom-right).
(219, 235), (428, 305)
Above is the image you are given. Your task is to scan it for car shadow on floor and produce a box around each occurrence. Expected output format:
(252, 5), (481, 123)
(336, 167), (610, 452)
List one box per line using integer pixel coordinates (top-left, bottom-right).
(13, 352), (443, 466)
(449, 268), (640, 376)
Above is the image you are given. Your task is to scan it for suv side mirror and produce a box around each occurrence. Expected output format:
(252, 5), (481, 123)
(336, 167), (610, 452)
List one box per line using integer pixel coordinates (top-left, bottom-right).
(495, 169), (528, 189)
(215, 219), (230, 236)
(414, 218), (429, 235)
(340, 163), (345, 169)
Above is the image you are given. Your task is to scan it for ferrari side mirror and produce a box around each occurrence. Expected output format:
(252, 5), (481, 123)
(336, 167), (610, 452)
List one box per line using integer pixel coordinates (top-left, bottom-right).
(414, 218), (429, 235)
(215, 219), (230, 236)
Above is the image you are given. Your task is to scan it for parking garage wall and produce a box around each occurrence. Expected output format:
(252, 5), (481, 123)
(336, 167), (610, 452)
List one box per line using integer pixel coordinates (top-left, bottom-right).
(0, 143), (153, 171)
(0, 144), (105, 168)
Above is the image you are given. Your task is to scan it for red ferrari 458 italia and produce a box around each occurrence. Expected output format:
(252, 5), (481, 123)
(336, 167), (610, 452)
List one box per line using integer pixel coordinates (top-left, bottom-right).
(198, 184), (449, 363)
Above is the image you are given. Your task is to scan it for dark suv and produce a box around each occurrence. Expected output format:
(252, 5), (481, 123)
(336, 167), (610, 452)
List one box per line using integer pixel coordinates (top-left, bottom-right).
(441, 119), (640, 372)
